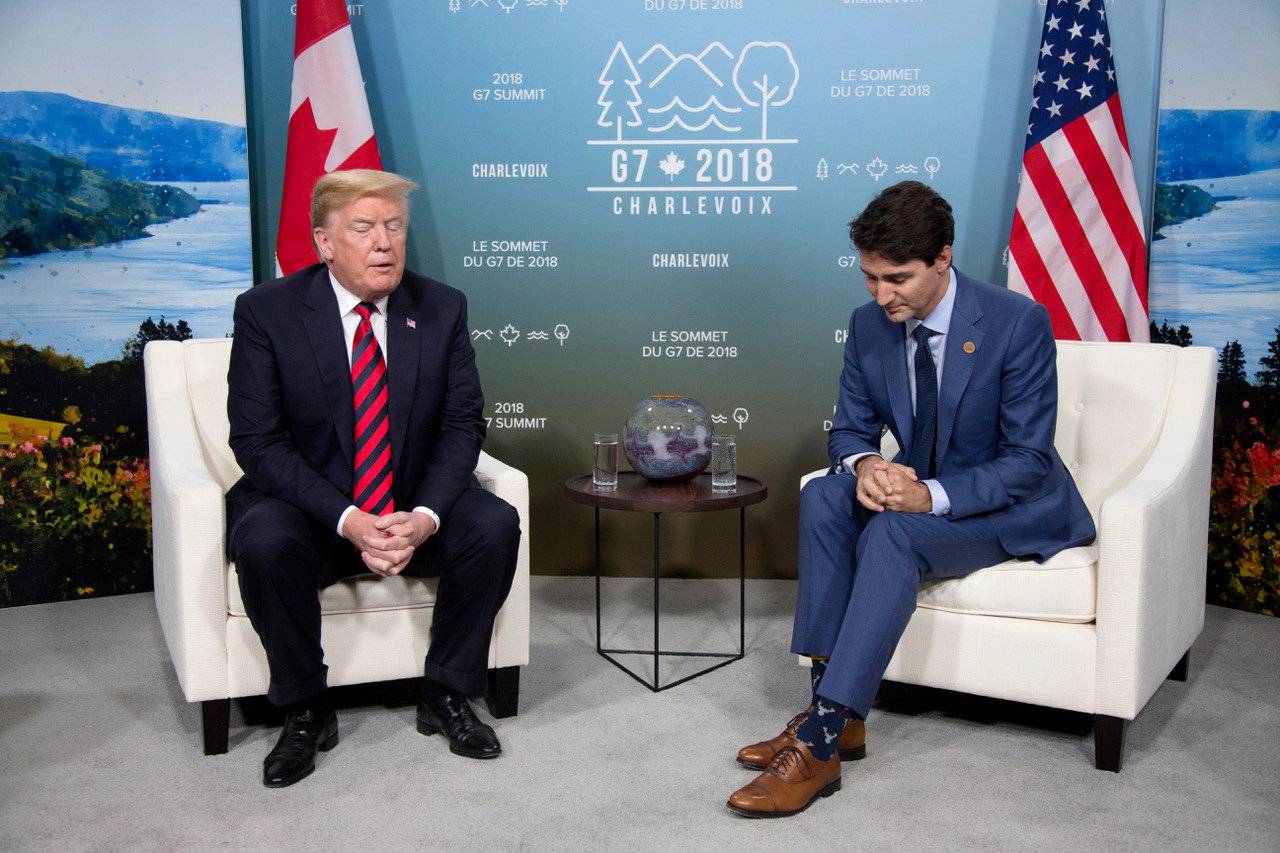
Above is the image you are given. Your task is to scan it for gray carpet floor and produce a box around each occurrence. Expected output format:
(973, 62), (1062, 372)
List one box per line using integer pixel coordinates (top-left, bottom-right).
(1, 576), (1278, 851)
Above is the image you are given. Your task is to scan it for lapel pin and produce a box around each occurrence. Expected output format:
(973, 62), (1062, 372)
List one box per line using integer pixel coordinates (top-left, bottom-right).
(963, 341), (976, 354)
(406, 318), (416, 329)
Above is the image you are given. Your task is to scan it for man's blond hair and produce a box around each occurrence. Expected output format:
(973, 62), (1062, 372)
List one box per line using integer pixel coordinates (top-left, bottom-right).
(310, 169), (419, 229)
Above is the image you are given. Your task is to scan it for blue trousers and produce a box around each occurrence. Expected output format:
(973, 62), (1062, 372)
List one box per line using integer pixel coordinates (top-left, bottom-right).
(790, 473), (1012, 719)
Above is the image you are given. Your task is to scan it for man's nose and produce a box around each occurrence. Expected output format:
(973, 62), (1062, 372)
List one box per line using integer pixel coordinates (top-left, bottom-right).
(876, 287), (895, 306)
(371, 225), (392, 249)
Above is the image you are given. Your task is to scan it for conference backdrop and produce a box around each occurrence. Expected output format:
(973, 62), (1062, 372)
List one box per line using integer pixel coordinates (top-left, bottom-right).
(242, 0), (1167, 581)
(1148, 0), (1280, 616)
(0, 1), (251, 606)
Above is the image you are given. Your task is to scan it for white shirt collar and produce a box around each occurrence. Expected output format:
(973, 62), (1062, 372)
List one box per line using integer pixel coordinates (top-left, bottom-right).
(329, 270), (389, 317)
(907, 266), (957, 338)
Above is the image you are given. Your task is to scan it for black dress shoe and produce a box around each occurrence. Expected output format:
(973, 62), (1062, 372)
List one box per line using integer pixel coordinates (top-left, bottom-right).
(416, 692), (501, 759)
(263, 706), (339, 788)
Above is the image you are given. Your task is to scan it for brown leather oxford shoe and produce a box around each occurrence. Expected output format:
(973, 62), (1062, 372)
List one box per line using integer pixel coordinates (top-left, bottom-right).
(737, 709), (866, 770)
(726, 739), (842, 818)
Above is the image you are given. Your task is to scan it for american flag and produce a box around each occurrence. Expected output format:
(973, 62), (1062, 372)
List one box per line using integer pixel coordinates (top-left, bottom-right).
(1007, 0), (1148, 342)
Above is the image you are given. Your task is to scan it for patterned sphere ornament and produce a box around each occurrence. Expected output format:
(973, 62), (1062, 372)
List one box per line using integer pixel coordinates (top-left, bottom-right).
(623, 395), (713, 482)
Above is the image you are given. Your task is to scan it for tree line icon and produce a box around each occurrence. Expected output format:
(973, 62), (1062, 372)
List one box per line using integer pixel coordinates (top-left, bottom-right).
(595, 41), (799, 143)
(816, 155), (941, 182)
(450, 0), (569, 12)
(472, 324), (571, 347)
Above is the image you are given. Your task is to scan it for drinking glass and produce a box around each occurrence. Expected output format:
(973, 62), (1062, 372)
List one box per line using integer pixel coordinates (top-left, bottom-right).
(593, 433), (619, 489)
(711, 434), (737, 492)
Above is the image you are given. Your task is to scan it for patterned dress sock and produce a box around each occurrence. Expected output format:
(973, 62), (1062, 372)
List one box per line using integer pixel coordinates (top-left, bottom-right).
(795, 696), (853, 761)
(809, 656), (828, 701)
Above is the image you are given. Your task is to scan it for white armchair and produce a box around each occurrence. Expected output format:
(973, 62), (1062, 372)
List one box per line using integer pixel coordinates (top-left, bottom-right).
(144, 339), (530, 754)
(801, 341), (1216, 771)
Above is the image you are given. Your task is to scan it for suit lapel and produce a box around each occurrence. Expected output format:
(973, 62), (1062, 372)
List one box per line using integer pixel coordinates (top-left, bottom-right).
(385, 279), (422, 473)
(877, 313), (914, 457)
(301, 267), (355, 469)
(936, 271), (984, 467)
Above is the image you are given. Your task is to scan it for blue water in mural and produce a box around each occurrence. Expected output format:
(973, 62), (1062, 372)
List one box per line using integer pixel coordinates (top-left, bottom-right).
(0, 180), (251, 365)
(1148, 167), (1280, 375)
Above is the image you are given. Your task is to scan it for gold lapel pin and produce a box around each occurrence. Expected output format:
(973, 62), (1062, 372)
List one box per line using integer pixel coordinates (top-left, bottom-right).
(963, 341), (976, 354)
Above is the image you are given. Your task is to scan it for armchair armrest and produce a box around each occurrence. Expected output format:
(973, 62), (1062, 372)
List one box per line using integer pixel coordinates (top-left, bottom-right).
(1093, 346), (1215, 719)
(475, 450), (530, 669)
(145, 342), (230, 702)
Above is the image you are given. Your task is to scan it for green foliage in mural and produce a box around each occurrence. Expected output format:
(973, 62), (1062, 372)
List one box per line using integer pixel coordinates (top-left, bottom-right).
(0, 136), (200, 259)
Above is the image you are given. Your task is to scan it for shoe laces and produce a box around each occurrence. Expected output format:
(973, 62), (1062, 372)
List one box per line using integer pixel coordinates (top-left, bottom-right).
(276, 710), (322, 757)
(783, 709), (809, 737)
(769, 745), (803, 777)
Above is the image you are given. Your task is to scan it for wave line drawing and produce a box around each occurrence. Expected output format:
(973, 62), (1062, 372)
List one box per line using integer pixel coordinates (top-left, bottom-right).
(648, 114), (741, 134)
(640, 42), (734, 89)
(647, 95), (742, 115)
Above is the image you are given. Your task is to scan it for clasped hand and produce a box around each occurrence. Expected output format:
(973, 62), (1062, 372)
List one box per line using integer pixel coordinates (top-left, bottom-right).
(854, 457), (933, 514)
(341, 510), (437, 577)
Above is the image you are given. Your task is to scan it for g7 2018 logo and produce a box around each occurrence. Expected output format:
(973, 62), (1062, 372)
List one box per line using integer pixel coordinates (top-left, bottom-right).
(586, 40), (800, 216)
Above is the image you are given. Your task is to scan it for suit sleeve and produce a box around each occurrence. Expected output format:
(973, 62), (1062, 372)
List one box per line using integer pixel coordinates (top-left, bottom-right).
(936, 302), (1057, 519)
(413, 295), (486, 521)
(827, 312), (886, 470)
(227, 294), (352, 530)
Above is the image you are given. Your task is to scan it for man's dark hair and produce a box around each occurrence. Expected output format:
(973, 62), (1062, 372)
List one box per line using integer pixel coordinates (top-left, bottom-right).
(848, 180), (954, 265)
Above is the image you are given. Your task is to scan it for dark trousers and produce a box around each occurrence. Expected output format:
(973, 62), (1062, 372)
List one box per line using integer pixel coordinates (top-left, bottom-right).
(790, 473), (1012, 718)
(229, 485), (520, 707)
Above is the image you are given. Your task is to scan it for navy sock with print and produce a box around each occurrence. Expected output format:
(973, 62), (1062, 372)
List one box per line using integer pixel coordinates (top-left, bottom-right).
(809, 656), (828, 702)
(795, 695), (853, 761)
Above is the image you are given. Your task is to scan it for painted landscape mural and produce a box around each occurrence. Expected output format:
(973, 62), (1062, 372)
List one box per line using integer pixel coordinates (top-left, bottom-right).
(1147, 0), (1280, 616)
(0, 3), (251, 606)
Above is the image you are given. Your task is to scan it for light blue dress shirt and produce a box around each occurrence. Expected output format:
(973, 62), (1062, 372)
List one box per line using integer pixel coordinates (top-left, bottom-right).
(844, 266), (957, 516)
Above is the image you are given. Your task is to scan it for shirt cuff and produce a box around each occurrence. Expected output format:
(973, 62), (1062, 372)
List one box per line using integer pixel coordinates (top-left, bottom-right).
(412, 506), (441, 532)
(336, 504), (357, 537)
(924, 479), (951, 516)
(843, 452), (881, 475)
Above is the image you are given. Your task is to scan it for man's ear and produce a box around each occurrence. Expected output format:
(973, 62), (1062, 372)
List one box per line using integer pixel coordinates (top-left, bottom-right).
(935, 245), (953, 272)
(313, 227), (334, 263)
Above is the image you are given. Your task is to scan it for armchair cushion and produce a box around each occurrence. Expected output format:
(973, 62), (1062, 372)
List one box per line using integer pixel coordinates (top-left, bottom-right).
(916, 544), (1097, 623)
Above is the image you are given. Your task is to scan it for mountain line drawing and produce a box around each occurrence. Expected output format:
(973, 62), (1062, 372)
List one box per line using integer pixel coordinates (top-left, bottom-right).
(594, 41), (798, 142)
(639, 42), (735, 88)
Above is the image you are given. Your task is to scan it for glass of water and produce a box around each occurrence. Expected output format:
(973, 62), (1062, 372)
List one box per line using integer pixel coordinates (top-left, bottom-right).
(593, 433), (619, 490)
(711, 434), (736, 492)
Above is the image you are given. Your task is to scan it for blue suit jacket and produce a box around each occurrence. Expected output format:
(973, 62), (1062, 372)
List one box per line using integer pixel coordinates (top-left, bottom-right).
(827, 269), (1095, 561)
(224, 263), (486, 544)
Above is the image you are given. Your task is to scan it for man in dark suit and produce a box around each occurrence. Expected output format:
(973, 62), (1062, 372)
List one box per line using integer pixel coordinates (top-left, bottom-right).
(226, 169), (519, 788)
(727, 181), (1095, 817)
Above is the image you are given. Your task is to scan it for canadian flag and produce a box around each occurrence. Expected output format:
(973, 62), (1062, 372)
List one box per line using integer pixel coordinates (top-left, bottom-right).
(275, 0), (383, 276)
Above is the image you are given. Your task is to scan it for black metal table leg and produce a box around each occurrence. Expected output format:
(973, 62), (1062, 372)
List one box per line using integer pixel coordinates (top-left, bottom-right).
(594, 507), (602, 654)
(595, 505), (750, 691)
(653, 512), (661, 691)
(739, 506), (746, 657)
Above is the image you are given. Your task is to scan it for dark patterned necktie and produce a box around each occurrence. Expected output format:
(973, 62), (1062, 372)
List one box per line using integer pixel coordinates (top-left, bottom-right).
(351, 302), (394, 515)
(908, 324), (939, 479)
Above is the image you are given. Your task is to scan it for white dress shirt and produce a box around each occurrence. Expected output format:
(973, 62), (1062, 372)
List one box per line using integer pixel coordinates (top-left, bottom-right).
(843, 266), (957, 516)
(330, 272), (441, 536)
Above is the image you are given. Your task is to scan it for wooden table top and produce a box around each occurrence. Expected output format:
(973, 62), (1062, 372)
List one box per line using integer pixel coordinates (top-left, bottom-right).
(564, 472), (767, 513)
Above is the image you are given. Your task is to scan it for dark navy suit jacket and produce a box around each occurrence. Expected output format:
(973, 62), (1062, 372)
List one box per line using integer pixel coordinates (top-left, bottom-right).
(827, 269), (1095, 560)
(224, 263), (485, 542)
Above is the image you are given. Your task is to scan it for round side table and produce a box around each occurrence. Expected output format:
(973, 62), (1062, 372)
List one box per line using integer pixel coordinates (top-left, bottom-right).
(564, 472), (767, 691)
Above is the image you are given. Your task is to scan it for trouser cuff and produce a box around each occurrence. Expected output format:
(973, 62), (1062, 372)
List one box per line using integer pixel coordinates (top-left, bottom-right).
(424, 656), (486, 696)
(267, 669), (329, 707)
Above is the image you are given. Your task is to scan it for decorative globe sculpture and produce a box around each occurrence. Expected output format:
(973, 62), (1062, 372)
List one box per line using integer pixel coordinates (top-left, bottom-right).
(623, 395), (713, 482)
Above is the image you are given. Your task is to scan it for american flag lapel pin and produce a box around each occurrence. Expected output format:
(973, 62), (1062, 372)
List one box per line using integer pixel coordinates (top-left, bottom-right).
(406, 318), (416, 330)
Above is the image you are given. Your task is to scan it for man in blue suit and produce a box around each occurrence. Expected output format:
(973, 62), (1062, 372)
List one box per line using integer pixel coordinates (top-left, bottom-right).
(728, 181), (1095, 817)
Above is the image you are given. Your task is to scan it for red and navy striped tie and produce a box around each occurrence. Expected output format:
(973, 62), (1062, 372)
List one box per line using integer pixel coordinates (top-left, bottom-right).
(351, 302), (394, 515)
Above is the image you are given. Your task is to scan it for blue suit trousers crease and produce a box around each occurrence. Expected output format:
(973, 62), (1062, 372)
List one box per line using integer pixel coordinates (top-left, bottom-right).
(790, 473), (1012, 719)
